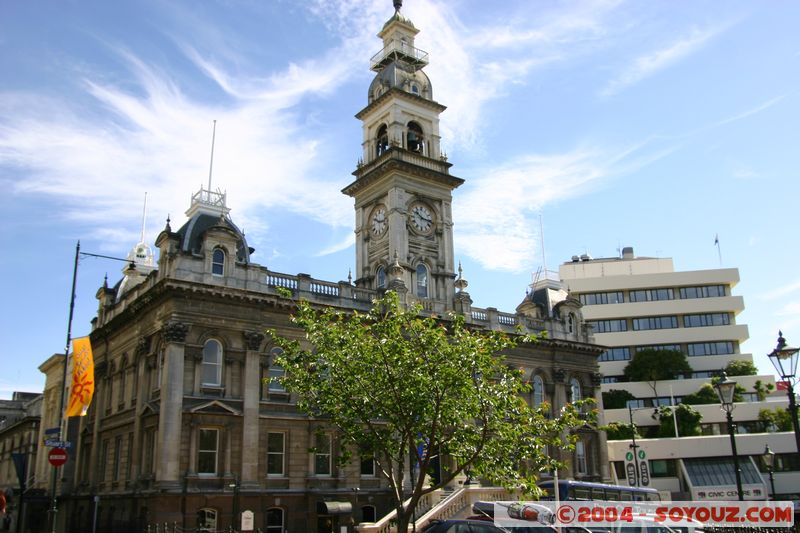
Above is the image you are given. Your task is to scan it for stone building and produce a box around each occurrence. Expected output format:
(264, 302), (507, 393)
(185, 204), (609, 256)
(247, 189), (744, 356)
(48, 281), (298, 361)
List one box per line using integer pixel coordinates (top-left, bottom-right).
(39, 4), (607, 532)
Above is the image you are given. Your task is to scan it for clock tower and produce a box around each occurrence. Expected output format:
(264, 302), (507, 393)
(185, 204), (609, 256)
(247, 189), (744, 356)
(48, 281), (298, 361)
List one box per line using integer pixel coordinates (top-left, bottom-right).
(342, 0), (463, 311)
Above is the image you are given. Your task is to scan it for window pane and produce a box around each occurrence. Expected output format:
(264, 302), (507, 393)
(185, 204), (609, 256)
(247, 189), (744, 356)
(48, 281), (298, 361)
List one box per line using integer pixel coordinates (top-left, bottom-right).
(267, 433), (284, 475)
(212, 249), (225, 276)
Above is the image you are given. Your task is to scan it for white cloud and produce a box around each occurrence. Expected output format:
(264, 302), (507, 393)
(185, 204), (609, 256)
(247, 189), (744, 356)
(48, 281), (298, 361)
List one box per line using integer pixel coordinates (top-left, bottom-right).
(601, 25), (724, 97)
(761, 280), (800, 301)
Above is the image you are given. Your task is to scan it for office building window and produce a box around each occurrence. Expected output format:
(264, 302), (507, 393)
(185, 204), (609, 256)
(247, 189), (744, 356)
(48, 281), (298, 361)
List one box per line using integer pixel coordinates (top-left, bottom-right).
(687, 341), (734, 356)
(680, 285), (725, 299)
(198, 428), (219, 476)
(599, 347), (631, 362)
(632, 316), (678, 331)
(635, 344), (682, 353)
(588, 319), (627, 333)
(629, 288), (674, 302)
(580, 291), (624, 305)
(683, 313), (730, 328)
(267, 432), (285, 476)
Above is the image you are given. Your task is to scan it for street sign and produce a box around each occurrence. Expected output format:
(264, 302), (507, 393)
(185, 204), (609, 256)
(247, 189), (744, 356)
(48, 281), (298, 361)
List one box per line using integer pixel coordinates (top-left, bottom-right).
(625, 463), (636, 486)
(44, 427), (61, 435)
(44, 439), (72, 448)
(48, 447), (68, 467)
(640, 460), (651, 486)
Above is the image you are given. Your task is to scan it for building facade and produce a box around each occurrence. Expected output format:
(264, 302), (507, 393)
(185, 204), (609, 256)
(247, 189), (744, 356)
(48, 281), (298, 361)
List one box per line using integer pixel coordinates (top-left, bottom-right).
(27, 5), (607, 533)
(559, 247), (799, 501)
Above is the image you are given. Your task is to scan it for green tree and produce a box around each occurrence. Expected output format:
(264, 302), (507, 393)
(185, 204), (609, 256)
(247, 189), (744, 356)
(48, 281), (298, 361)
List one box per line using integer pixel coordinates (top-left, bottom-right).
(652, 404), (702, 437)
(753, 380), (775, 401)
(623, 349), (692, 397)
(758, 407), (795, 432)
(724, 360), (758, 377)
(271, 292), (589, 532)
(602, 389), (636, 410)
(601, 421), (638, 441)
(682, 382), (744, 405)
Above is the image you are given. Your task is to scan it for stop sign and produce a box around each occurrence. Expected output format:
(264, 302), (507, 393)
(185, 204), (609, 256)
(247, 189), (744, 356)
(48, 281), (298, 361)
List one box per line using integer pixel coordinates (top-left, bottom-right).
(48, 447), (68, 467)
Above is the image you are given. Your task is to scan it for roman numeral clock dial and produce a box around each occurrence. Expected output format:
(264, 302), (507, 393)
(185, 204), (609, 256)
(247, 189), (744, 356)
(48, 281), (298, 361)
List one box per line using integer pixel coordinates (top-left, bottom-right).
(409, 203), (433, 234)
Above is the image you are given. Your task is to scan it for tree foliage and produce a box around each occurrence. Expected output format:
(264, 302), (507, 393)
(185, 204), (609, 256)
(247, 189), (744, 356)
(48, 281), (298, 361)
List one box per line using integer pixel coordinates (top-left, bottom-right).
(652, 404), (702, 437)
(271, 292), (590, 532)
(682, 382), (744, 405)
(601, 422), (638, 441)
(602, 389), (636, 410)
(724, 360), (758, 377)
(623, 349), (692, 396)
(758, 407), (796, 432)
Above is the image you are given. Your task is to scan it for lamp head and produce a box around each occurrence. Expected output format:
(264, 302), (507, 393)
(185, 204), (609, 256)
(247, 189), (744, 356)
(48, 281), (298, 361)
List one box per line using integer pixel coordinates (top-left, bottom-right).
(768, 331), (799, 380)
(715, 372), (737, 409)
(763, 444), (775, 469)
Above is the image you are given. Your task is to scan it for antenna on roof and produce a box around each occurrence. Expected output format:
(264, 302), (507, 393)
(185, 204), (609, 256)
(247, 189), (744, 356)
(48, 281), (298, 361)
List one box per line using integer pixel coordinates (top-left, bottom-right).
(208, 119), (217, 191)
(140, 192), (148, 243)
(539, 212), (547, 276)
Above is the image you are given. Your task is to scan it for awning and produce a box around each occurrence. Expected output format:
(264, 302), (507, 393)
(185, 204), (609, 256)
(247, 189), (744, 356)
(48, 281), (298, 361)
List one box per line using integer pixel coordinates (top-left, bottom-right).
(681, 457), (767, 500)
(317, 501), (353, 515)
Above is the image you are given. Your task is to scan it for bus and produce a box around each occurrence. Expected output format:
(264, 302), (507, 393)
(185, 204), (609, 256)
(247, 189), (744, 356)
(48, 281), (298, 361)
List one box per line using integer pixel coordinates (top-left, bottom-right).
(538, 480), (661, 502)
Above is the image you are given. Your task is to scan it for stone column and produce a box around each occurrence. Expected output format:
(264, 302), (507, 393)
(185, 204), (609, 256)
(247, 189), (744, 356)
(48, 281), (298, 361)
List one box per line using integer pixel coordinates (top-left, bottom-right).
(156, 321), (188, 490)
(241, 331), (264, 488)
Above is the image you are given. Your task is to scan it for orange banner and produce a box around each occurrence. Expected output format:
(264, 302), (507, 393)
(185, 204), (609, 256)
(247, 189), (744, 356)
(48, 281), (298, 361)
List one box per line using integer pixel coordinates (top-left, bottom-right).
(66, 336), (94, 417)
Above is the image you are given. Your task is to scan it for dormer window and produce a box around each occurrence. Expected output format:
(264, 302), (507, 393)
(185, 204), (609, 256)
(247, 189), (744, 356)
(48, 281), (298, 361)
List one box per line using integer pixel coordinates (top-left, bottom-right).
(409, 83), (420, 95)
(416, 263), (428, 298)
(407, 122), (424, 154)
(376, 124), (389, 157)
(211, 248), (225, 276)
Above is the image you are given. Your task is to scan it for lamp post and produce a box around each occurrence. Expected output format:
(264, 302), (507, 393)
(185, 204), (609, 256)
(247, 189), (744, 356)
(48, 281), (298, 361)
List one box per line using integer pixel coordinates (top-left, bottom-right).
(715, 373), (744, 501)
(767, 331), (800, 453)
(762, 445), (776, 500)
(628, 405), (640, 487)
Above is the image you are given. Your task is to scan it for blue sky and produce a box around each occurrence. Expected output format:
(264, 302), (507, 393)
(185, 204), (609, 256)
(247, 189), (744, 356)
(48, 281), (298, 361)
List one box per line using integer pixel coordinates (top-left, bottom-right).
(1, 0), (799, 398)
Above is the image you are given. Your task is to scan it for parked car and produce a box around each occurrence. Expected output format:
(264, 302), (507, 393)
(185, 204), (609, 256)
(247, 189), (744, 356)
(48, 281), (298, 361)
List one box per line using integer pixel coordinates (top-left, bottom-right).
(422, 518), (594, 533)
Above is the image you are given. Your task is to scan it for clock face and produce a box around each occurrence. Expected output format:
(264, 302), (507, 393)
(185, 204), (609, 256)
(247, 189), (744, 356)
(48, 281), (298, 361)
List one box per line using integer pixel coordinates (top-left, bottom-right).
(409, 203), (433, 233)
(370, 206), (387, 236)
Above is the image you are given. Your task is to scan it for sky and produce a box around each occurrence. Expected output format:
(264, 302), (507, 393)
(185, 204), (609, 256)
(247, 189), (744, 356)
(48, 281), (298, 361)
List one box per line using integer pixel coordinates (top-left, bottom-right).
(1, 0), (799, 399)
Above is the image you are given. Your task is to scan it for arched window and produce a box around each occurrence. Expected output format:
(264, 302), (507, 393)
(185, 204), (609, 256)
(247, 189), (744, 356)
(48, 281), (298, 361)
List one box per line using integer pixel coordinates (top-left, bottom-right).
(416, 263), (428, 298)
(407, 121), (424, 153)
(409, 83), (420, 95)
(211, 248), (225, 276)
(266, 508), (284, 533)
(532, 375), (544, 407)
(568, 313), (575, 333)
(376, 124), (389, 156)
(361, 505), (377, 523)
(376, 266), (386, 289)
(202, 340), (223, 387)
(197, 508), (218, 532)
(570, 377), (582, 403)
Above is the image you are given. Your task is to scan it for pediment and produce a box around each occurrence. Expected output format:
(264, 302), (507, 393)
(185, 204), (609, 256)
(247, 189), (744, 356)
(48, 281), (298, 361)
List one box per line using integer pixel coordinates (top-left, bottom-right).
(189, 400), (241, 416)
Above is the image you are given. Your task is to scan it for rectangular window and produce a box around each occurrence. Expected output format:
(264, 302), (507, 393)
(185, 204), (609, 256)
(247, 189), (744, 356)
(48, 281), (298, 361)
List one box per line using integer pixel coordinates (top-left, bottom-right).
(683, 313), (730, 328)
(267, 432), (285, 476)
(314, 433), (332, 476)
(680, 285), (725, 299)
(99, 439), (109, 483)
(579, 291), (624, 305)
(599, 347), (631, 362)
(126, 433), (134, 481)
(632, 316), (678, 331)
(360, 455), (375, 477)
(687, 341), (734, 356)
(575, 441), (587, 475)
(588, 319), (627, 333)
(268, 366), (286, 394)
(112, 436), (122, 481)
(601, 376), (623, 384)
(198, 428), (219, 476)
(142, 429), (155, 475)
(629, 288), (674, 302)
(635, 344), (682, 353)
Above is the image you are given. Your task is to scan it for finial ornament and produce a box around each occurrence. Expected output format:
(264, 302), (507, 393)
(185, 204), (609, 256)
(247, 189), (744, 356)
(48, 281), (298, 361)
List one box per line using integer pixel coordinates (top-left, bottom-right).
(393, 0), (402, 12)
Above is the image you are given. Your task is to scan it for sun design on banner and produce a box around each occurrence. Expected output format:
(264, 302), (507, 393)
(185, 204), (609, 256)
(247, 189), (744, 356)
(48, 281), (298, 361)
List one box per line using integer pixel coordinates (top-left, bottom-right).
(67, 336), (95, 417)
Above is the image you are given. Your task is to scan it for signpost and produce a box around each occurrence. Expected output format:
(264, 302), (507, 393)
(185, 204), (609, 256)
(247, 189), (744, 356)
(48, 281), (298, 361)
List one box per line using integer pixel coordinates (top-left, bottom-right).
(624, 451), (637, 486)
(637, 449), (650, 486)
(48, 448), (68, 468)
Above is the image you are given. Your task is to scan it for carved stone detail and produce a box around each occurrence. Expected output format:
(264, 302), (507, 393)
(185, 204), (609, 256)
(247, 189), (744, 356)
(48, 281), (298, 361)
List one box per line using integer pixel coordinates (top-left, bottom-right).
(136, 337), (150, 356)
(553, 368), (566, 383)
(163, 321), (188, 343)
(243, 331), (265, 351)
(591, 372), (603, 387)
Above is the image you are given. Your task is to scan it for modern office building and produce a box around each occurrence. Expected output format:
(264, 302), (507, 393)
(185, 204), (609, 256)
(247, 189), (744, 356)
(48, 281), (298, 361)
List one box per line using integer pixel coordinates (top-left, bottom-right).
(21, 5), (608, 533)
(559, 247), (799, 501)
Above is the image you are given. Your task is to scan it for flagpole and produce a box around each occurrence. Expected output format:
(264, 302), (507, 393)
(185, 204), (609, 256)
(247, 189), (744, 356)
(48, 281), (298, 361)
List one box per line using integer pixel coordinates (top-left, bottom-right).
(49, 241), (80, 533)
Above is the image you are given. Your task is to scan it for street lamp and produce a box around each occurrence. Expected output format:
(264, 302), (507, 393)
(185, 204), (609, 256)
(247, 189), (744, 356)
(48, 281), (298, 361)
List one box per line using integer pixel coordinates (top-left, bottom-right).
(767, 331), (800, 453)
(762, 445), (776, 500)
(715, 373), (744, 501)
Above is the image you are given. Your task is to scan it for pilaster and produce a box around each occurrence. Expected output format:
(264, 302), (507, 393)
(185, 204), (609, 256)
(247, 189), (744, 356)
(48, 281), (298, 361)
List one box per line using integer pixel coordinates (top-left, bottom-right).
(156, 321), (188, 490)
(241, 331), (264, 488)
